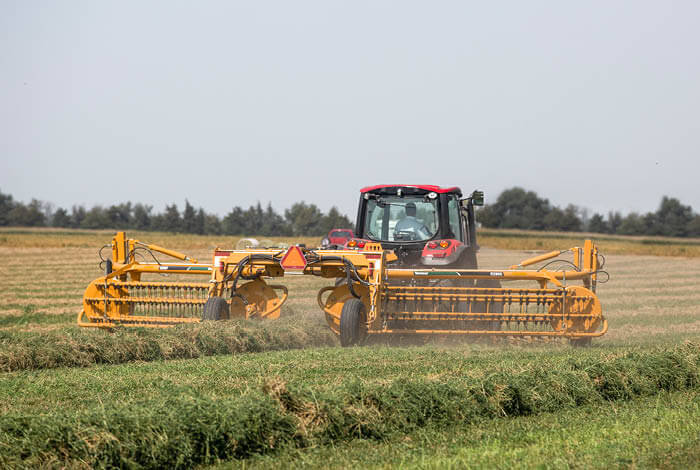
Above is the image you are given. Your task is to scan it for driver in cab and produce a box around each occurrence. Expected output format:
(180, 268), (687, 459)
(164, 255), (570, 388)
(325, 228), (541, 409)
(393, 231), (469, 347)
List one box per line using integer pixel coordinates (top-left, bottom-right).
(394, 202), (431, 240)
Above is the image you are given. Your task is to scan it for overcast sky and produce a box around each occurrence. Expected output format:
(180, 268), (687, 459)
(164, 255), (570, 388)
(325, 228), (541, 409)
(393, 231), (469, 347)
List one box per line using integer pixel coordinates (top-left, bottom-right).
(2, 1), (699, 220)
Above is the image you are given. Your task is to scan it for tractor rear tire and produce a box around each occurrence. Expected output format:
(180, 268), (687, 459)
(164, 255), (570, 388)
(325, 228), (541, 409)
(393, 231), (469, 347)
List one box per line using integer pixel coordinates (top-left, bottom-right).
(202, 296), (229, 321)
(340, 298), (366, 347)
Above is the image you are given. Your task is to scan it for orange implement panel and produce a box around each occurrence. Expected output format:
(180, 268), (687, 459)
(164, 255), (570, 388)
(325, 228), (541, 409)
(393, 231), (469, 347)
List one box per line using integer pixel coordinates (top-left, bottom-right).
(280, 246), (307, 273)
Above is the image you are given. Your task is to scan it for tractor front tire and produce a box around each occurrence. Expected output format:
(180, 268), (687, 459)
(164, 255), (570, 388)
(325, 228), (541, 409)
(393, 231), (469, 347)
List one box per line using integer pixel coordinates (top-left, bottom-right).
(340, 298), (366, 347)
(202, 296), (229, 321)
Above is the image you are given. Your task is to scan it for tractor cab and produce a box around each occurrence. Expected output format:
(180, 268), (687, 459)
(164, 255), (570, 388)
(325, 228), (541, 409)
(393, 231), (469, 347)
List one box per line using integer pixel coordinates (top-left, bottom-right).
(352, 185), (483, 268)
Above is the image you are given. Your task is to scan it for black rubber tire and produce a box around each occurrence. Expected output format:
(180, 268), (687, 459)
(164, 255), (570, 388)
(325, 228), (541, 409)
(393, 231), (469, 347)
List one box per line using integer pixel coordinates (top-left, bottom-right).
(202, 296), (229, 321)
(340, 298), (366, 347)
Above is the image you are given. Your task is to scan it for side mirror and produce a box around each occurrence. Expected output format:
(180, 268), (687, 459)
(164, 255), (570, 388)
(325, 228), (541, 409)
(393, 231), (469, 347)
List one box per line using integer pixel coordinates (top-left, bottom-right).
(460, 191), (484, 207)
(470, 190), (484, 206)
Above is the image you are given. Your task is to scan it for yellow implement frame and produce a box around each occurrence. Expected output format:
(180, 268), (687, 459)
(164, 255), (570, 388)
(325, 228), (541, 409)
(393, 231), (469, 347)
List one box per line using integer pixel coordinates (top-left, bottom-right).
(79, 232), (212, 327)
(79, 232), (607, 344)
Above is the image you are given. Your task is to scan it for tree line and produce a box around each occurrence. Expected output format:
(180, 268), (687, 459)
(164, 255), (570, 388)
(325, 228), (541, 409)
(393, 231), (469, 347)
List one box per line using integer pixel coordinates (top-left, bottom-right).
(2, 187), (699, 238)
(0, 189), (352, 236)
(477, 187), (700, 237)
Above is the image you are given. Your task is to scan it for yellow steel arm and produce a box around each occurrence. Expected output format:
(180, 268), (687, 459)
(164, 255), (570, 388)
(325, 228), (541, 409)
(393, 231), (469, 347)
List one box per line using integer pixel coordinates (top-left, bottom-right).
(509, 250), (566, 269)
(134, 241), (198, 263)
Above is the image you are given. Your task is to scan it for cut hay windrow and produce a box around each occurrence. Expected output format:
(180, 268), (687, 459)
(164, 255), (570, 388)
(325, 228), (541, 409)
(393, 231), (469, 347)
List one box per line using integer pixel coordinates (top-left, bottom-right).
(0, 319), (337, 372)
(2, 344), (698, 469)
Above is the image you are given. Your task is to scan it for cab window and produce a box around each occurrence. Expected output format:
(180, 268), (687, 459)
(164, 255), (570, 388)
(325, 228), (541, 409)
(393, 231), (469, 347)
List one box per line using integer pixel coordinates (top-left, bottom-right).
(447, 195), (463, 242)
(364, 196), (439, 242)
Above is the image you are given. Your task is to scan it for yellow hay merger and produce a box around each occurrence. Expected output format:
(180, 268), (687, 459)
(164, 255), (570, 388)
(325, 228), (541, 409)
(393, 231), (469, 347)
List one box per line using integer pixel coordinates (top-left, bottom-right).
(80, 231), (607, 346)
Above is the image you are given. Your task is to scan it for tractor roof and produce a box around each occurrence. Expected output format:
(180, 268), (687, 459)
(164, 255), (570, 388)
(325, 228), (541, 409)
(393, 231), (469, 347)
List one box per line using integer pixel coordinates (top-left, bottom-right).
(360, 184), (462, 195)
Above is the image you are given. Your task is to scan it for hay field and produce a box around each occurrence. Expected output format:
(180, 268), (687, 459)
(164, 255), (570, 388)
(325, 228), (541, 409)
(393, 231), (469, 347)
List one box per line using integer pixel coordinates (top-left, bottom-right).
(1, 229), (700, 468)
(2, 229), (699, 345)
(479, 228), (700, 257)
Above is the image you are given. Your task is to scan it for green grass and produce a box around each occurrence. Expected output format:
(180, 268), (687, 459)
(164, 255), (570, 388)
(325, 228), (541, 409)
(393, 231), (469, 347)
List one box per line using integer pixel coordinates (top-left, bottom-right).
(0, 345), (574, 414)
(221, 389), (700, 470)
(1, 344), (698, 468)
(2, 230), (700, 467)
(0, 316), (336, 372)
(0, 311), (73, 327)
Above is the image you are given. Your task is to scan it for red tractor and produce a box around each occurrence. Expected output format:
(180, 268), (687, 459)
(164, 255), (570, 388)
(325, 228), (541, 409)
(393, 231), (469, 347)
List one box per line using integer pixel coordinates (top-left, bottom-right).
(347, 184), (483, 269)
(344, 184), (502, 330)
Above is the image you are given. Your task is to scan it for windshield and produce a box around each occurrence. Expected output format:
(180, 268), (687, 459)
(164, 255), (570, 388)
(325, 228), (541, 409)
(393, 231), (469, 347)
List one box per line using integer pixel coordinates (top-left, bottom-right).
(364, 195), (439, 242)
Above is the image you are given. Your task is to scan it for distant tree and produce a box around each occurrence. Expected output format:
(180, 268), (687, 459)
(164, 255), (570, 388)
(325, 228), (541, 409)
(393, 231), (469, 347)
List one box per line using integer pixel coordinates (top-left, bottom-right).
(478, 187), (555, 230)
(260, 203), (289, 236)
(654, 196), (694, 237)
(106, 202), (132, 228)
(641, 212), (663, 236)
(194, 208), (206, 235)
(149, 214), (164, 231)
(132, 203), (152, 230)
(543, 206), (582, 232)
(577, 206), (590, 228)
(542, 207), (563, 231)
(204, 213), (222, 235)
(285, 202), (324, 236)
(182, 200), (197, 233)
(587, 213), (608, 233)
(561, 205), (583, 232)
(52, 208), (71, 227)
(0, 190), (16, 226)
(40, 201), (55, 223)
(9, 199), (46, 226)
(81, 206), (111, 229)
(319, 206), (353, 234)
(222, 207), (246, 235)
(687, 215), (700, 238)
(161, 204), (182, 232)
(244, 203), (265, 235)
(607, 211), (623, 234)
(21, 188), (700, 239)
(71, 205), (86, 228)
(618, 213), (646, 235)
(80, 206), (106, 229)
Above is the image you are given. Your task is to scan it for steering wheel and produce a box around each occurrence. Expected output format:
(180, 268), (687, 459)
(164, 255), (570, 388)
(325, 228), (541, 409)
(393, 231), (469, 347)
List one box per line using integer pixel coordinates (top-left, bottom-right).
(394, 230), (418, 241)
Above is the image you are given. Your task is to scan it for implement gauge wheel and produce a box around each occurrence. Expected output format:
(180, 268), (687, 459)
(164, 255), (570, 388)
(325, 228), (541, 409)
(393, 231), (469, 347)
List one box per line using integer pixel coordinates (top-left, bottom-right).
(202, 296), (230, 321)
(340, 298), (366, 347)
